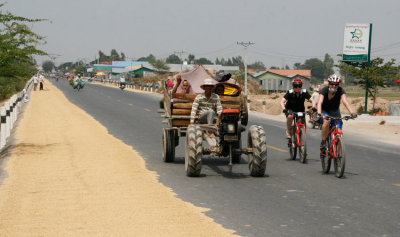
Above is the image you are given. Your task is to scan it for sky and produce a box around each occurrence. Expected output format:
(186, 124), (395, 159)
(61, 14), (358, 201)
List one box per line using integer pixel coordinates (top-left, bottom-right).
(4, 0), (400, 68)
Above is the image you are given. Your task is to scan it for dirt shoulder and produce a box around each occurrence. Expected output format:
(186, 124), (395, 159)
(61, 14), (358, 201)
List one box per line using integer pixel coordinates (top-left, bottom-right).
(0, 80), (236, 236)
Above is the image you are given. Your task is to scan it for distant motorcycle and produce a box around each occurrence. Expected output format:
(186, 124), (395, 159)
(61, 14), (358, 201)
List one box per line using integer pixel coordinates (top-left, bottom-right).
(120, 82), (126, 90)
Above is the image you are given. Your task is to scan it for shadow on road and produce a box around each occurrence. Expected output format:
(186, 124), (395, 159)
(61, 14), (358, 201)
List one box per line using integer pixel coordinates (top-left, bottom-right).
(173, 156), (269, 179)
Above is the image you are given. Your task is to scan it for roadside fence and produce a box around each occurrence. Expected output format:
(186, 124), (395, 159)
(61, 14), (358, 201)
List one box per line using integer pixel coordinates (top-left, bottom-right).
(0, 78), (33, 150)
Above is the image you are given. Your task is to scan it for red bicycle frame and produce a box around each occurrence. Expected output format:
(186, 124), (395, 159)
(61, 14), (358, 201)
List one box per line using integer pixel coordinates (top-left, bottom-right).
(291, 112), (307, 147)
(328, 126), (343, 159)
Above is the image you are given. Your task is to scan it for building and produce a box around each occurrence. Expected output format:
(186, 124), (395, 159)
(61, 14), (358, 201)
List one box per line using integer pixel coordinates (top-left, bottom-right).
(166, 64), (239, 73)
(249, 69), (311, 92)
(112, 65), (155, 77)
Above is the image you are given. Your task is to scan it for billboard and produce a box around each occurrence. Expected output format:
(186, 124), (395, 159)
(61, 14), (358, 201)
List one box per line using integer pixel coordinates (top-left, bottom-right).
(343, 23), (371, 62)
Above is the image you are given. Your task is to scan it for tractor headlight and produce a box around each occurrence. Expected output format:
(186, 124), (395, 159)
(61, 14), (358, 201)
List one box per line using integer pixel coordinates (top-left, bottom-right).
(227, 124), (235, 133)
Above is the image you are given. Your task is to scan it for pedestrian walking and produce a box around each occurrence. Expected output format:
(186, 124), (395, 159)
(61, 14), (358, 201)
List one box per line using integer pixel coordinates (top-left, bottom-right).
(33, 74), (38, 91)
(39, 74), (44, 90)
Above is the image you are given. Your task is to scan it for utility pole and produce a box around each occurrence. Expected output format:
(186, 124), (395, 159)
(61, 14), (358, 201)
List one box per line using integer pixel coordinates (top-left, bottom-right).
(174, 50), (186, 71)
(237, 41), (254, 96)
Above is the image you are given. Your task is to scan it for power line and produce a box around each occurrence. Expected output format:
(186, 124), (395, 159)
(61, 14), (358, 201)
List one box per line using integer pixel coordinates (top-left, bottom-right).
(373, 40), (400, 52)
(189, 43), (236, 56)
(173, 50), (186, 59)
(374, 52), (400, 57)
(250, 47), (326, 59)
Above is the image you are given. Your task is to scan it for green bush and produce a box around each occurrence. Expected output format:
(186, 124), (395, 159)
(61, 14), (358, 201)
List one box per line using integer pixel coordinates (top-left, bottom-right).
(0, 77), (30, 101)
(368, 107), (383, 115)
(357, 105), (364, 115)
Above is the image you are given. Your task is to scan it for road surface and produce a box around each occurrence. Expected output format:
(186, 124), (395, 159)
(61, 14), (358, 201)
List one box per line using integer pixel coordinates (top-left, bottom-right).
(51, 78), (400, 237)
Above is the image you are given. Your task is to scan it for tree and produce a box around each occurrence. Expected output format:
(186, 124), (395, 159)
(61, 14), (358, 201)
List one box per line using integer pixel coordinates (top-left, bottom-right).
(231, 56), (244, 70)
(120, 52), (126, 61)
(98, 50), (108, 62)
(0, 4), (48, 100)
(301, 58), (324, 81)
(293, 63), (301, 69)
(188, 54), (195, 64)
(58, 62), (73, 71)
(270, 66), (280, 69)
(219, 58), (227, 65)
(150, 59), (170, 73)
(166, 54), (182, 64)
(338, 57), (400, 110)
(194, 57), (213, 65)
(323, 53), (334, 79)
(42, 60), (55, 72)
(110, 49), (120, 60)
(138, 54), (156, 63)
(248, 61), (266, 70)
(285, 65), (290, 70)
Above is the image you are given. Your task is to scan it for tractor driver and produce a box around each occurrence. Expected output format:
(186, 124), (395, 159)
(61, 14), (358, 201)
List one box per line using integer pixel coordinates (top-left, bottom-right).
(190, 78), (223, 146)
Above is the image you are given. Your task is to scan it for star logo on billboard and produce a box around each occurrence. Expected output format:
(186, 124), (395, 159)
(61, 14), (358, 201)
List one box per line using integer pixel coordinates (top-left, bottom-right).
(351, 29), (363, 39)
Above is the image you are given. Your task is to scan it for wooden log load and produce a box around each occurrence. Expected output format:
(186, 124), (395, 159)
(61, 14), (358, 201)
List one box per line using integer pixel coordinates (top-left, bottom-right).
(165, 92), (248, 127)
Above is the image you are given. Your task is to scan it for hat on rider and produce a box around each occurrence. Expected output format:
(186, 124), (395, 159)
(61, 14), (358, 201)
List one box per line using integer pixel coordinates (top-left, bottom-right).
(292, 78), (303, 87)
(200, 78), (216, 90)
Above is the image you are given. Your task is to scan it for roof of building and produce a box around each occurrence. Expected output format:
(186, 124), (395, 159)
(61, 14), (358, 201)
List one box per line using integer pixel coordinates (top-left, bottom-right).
(166, 64), (239, 73)
(112, 61), (149, 67)
(112, 64), (154, 74)
(247, 69), (264, 74)
(250, 69), (311, 79)
(250, 71), (267, 78)
(266, 69), (311, 77)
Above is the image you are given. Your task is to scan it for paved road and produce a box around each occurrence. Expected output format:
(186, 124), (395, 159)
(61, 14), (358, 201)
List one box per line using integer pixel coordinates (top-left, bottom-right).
(51, 78), (400, 237)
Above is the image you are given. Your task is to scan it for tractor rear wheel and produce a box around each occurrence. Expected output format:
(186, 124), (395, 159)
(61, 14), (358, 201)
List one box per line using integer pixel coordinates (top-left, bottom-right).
(162, 128), (175, 162)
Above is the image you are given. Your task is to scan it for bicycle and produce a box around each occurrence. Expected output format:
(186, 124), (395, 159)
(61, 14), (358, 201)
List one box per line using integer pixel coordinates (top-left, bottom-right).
(319, 115), (354, 178)
(287, 111), (309, 163)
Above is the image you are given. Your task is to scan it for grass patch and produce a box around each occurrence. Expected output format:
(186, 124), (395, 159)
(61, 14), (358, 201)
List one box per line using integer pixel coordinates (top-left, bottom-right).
(344, 86), (400, 100)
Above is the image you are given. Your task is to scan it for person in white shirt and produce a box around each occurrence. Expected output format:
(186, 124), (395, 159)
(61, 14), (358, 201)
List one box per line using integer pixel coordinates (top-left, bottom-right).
(311, 86), (320, 103)
(39, 74), (44, 90)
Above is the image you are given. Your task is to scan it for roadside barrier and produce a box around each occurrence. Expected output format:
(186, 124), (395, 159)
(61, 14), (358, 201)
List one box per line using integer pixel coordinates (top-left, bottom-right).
(0, 78), (33, 150)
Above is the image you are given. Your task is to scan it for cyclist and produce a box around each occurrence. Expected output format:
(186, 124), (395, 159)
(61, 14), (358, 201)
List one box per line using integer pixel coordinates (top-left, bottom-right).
(317, 74), (357, 155)
(280, 78), (315, 139)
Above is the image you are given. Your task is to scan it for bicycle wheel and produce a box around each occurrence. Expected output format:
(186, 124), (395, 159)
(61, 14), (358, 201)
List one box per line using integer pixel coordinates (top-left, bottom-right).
(289, 126), (297, 160)
(299, 127), (307, 164)
(321, 140), (331, 173)
(334, 137), (346, 178)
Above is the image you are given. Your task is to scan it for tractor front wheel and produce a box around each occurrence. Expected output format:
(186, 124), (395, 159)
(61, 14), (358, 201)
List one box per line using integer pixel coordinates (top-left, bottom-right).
(248, 125), (267, 177)
(185, 125), (203, 177)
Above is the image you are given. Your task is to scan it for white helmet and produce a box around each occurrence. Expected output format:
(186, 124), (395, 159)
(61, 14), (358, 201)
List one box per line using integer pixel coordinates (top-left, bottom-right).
(328, 74), (341, 83)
